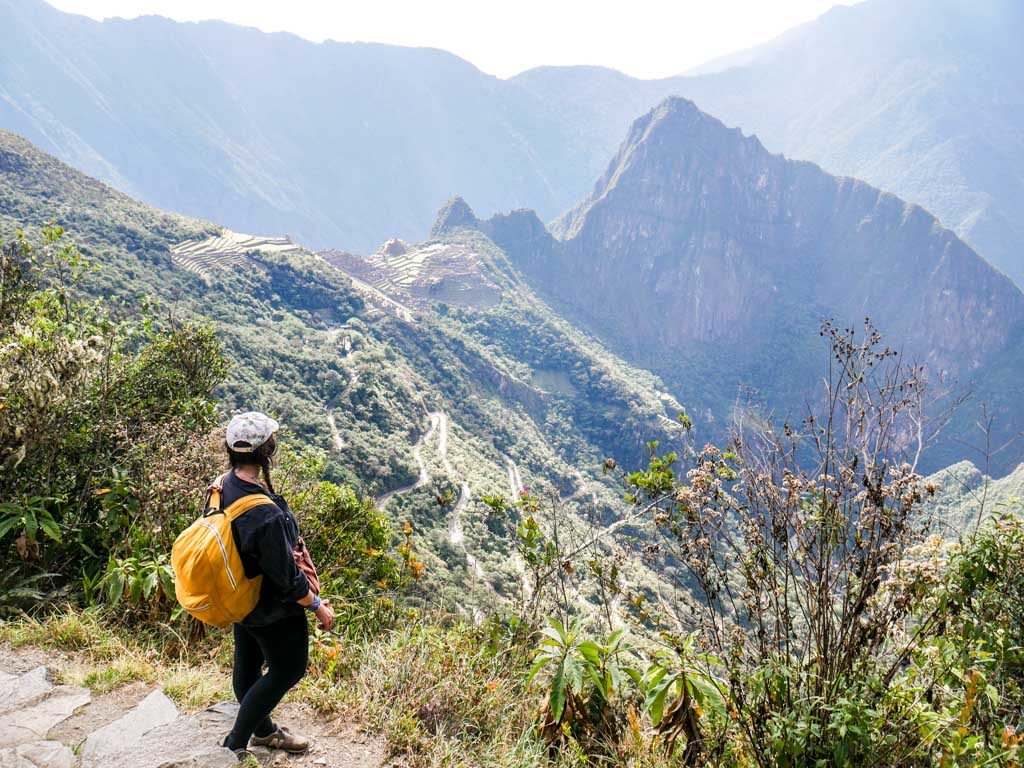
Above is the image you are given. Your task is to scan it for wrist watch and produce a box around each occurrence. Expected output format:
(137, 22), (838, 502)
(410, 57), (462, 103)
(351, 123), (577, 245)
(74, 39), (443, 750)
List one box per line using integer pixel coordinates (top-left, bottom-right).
(306, 595), (322, 612)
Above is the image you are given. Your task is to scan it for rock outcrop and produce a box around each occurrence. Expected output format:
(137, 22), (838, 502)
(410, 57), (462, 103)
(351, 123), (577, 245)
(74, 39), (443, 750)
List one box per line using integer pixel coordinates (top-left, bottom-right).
(431, 197), (480, 237)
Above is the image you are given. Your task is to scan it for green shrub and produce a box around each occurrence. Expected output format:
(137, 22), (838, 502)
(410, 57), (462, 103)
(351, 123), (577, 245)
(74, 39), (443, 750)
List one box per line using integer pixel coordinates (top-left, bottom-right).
(0, 228), (226, 614)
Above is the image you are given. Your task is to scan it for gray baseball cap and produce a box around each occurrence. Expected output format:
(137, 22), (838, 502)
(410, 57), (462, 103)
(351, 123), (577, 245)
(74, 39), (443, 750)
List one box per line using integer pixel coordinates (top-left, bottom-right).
(226, 411), (280, 452)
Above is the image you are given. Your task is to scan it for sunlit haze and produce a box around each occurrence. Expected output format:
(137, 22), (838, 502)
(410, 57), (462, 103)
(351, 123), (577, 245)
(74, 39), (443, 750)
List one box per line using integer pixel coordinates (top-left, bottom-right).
(44, 0), (861, 78)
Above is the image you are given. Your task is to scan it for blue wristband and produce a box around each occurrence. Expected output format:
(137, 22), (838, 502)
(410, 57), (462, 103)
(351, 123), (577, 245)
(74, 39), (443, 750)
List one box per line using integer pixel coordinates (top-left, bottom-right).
(306, 595), (321, 612)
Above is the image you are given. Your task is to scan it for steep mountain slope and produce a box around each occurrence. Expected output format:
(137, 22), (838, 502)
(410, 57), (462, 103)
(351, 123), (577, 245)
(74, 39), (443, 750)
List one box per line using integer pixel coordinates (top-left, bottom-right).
(0, 127), (685, 605)
(515, 0), (1024, 285)
(0, 0), (585, 251)
(465, 99), (1024, 474)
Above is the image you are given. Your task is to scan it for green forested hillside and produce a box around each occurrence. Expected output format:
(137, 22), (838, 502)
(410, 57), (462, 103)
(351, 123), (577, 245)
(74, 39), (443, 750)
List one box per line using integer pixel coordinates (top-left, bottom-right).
(0, 128), (685, 606)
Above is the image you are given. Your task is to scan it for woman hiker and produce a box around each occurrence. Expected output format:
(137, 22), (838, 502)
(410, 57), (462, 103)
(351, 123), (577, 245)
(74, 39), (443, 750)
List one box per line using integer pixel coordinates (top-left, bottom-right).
(219, 411), (335, 761)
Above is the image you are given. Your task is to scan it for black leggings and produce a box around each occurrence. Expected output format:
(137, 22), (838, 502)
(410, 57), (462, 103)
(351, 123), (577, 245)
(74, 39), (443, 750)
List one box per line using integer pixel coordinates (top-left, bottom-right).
(224, 613), (309, 751)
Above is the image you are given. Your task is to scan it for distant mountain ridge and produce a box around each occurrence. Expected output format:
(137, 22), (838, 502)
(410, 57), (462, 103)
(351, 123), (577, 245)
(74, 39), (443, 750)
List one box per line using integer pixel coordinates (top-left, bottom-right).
(0, 0), (587, 250)
(514, 0), (1024, 285)
(2, 0), (1023, 288)
(450, 98), (1024, 474)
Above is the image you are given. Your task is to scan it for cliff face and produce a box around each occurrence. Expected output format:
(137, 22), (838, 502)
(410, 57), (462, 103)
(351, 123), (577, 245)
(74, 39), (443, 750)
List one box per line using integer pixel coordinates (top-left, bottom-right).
(512, 0), (1024, 289)
(468, 99), (1024, 473)
(500, 99), (1024, 380)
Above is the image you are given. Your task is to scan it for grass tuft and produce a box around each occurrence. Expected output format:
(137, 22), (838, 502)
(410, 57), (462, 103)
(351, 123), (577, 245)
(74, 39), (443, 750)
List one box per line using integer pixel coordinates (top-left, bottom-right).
(161, 664), (233, 712)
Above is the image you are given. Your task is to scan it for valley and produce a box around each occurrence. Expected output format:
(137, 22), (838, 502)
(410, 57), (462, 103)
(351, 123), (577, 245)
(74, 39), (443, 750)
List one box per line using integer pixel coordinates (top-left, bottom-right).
(462, 98), (1024, 475)
(2, 1), (1023, 764)
(0, 126), (690, 613)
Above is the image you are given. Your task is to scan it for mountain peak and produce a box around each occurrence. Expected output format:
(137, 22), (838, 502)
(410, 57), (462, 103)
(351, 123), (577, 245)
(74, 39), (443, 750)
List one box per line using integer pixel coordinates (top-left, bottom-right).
(506, 96), (1024, 454)
(431, 196), (479, 237)
(633, 97), (752, 142)
(554, 98), (765, 239)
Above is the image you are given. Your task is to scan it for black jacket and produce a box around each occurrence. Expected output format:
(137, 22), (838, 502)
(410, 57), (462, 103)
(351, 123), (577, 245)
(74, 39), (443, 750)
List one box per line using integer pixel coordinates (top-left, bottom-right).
(221, 470), (310, 627)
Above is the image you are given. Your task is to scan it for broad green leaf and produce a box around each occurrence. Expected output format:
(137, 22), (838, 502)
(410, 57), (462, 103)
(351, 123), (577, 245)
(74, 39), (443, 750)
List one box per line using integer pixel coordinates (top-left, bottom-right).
(158, 568), (175, 597)
(540, 625), (566, 646)
(565, 657), (584, 693)
(143, 569), (158, 597)
(646, 678), (672, 725)
(606, 627), (628, 650)
(550, 666), (566, 723)
(577, 641), (602, 666)
(689, 674), (727, 717)
(643, 666), (669, 690)
(0, 518), (21, 539)
(525, 657), (549, 686)
(108, 572), (125, 605)
(24, 515), (38, 542)
(547, 617), (566, 638)
(129, 576), (143, 604)
(39, 516), (61, 542)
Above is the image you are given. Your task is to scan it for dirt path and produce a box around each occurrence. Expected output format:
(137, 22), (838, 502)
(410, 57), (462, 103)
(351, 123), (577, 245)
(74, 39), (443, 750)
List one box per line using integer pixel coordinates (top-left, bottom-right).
(505, 459), (523, 498)
(327, 408), (345, 452)
(427, 414), (485, 583)
(447, 482), (483, 579)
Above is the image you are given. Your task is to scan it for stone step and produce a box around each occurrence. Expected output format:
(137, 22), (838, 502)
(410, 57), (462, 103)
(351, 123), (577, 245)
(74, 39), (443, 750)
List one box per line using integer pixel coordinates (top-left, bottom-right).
(79, 689), (178, 764)
(0, 667), (52, 713)
(0, 739), (75, 768)
(79, 694), (235, 768)
(0, 668), (90, 750)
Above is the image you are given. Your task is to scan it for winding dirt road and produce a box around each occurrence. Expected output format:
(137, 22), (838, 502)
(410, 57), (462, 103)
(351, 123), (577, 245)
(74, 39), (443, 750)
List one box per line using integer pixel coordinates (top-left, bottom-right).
(375, 411), (441, 508)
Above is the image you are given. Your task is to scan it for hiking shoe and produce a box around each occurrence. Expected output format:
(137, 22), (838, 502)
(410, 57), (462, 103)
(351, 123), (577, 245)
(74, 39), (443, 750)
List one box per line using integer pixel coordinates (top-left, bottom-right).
(250, 726), (310, 753)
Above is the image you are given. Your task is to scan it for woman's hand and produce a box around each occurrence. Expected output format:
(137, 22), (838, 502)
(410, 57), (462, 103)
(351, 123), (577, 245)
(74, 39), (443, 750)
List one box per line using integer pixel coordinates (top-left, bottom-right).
(314, 599), (335, 632)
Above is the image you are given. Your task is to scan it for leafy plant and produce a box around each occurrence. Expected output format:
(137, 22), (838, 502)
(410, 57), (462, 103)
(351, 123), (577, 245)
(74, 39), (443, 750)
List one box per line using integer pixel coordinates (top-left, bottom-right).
(0, 495), (62, 545)
(527, 617), (636, 751)
(1, 229), (226, 605)
(0, 566), (56, 616)
(641, 632), (726, 760)
(100, 553), (175, 611)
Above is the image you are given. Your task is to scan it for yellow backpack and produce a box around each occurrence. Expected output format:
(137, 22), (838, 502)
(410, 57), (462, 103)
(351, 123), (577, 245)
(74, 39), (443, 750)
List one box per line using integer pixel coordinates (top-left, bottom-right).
(171, 476), (271, 627)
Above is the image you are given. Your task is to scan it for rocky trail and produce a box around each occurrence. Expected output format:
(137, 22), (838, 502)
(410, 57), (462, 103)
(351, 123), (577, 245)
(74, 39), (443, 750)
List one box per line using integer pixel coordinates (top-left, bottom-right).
(505, 460), (523, 499)
(0, 647), (386, 768)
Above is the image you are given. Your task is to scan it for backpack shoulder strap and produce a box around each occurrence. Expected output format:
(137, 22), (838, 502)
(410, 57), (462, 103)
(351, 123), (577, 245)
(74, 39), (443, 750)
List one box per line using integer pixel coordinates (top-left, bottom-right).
(224, 493), (275, 522)
(204, 473), (230, 515)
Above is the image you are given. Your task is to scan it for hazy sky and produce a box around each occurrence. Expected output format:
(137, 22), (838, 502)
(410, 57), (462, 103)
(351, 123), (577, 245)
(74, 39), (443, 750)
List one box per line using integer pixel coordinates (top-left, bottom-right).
(45, 0), (861, 79)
